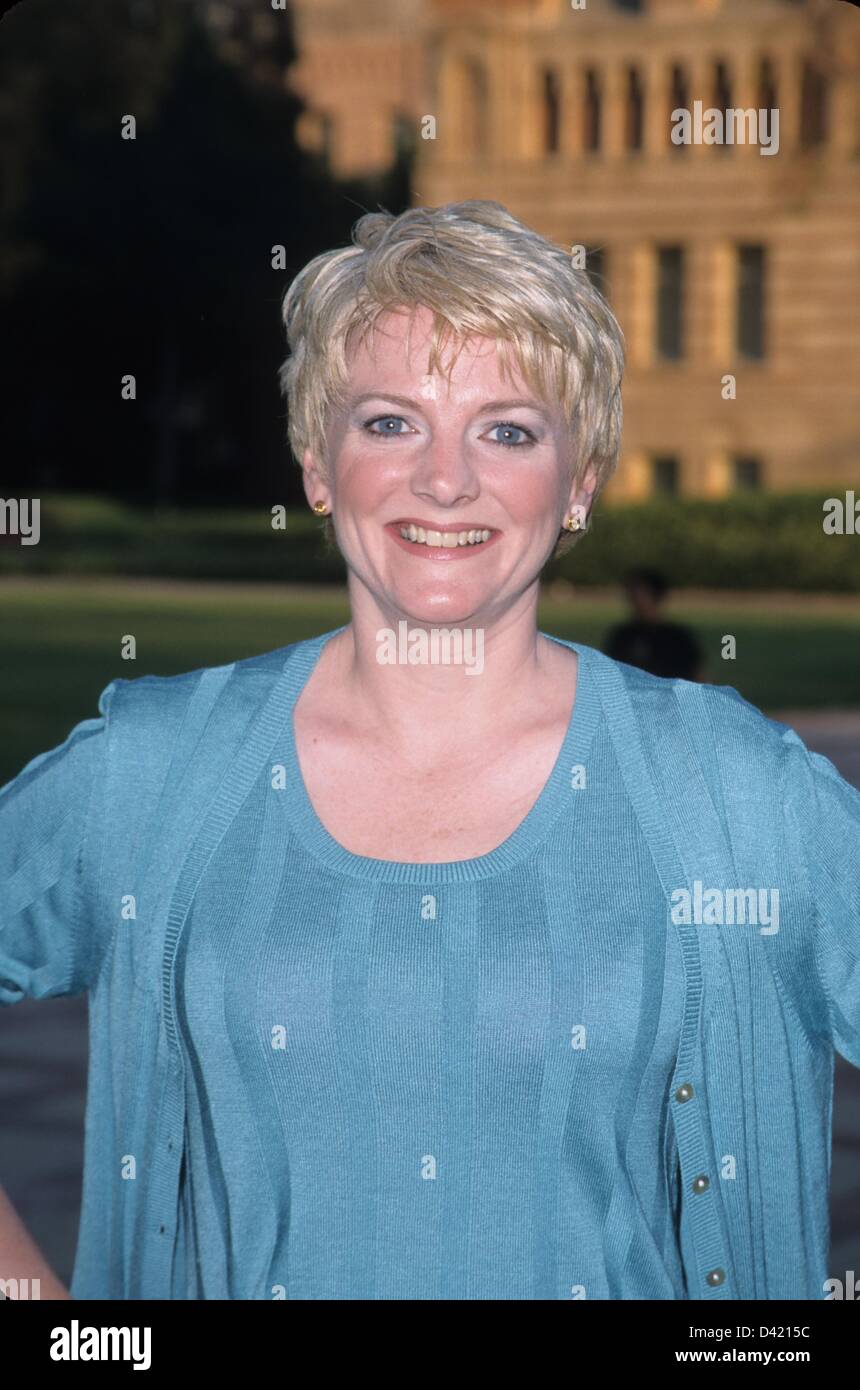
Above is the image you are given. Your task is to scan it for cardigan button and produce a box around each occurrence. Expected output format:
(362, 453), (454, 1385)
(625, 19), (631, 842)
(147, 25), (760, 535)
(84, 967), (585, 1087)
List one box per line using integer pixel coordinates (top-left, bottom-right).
(706, 1267), (726, 1287)
(675, 1082), (695, 1103)
(692, 1174), (710, 1194)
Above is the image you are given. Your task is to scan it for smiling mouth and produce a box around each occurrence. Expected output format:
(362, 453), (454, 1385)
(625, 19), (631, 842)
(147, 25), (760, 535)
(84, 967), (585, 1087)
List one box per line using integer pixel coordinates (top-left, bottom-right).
(395, 524), (495, 548)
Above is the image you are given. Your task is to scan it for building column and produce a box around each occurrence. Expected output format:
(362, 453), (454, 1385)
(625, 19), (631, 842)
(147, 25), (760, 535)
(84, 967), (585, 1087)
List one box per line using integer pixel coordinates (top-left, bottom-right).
(708, 240), (737, 365)
(627, 243), (657, 369)
(828, 55), (859, 156)
(616, 450), (652, 502)
(643, 56), (671, 157)
(687, 54), (717, 158)
(702, 449), (733, 499)
(606, 239), (633, 351)
(603, 62), (630, 159)
(731, 49), (765, 159)
(686, 240), (715, 365)
(513, 55), (543, 159)
(559, 61), (583, 158)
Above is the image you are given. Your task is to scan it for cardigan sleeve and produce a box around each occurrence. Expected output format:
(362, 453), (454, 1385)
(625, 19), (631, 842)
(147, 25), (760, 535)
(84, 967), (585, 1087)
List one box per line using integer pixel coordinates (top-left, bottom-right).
(784, 730), (860, 1068)
(0, 680), (118, 1005)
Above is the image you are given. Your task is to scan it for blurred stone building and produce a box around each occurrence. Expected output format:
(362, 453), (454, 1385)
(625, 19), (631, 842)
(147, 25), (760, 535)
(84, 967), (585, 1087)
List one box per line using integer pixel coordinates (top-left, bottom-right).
(288, 0), (859, 501)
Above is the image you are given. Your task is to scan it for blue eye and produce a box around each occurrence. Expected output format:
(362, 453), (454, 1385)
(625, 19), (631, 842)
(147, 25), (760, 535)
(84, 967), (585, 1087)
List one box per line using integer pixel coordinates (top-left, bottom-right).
(361, 415), (536, 446)
(488, 422), (535, 448)
(364, 415), (409, 437)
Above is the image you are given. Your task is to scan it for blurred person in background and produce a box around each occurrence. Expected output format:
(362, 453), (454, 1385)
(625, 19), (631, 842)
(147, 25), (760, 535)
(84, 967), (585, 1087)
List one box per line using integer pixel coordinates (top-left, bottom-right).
(604, 567), (704, 681)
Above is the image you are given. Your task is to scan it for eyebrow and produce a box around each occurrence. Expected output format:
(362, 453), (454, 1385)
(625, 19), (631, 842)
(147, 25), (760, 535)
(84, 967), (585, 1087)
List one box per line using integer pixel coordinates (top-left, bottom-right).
(347, 391), (550, 416)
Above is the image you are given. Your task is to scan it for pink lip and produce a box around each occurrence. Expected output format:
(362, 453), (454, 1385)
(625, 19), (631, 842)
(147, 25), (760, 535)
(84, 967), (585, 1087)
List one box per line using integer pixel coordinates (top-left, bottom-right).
(385, 521), (501, 560)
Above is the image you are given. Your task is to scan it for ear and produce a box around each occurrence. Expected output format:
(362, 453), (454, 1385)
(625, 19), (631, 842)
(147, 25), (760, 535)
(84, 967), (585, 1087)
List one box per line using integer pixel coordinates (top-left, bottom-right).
(566, 463), (599, 521)
(301, 448), (330, 510)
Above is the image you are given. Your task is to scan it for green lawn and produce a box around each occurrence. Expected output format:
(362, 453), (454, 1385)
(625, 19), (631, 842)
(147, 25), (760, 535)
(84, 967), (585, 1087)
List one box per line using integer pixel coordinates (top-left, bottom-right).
(1, 579), (858, 787)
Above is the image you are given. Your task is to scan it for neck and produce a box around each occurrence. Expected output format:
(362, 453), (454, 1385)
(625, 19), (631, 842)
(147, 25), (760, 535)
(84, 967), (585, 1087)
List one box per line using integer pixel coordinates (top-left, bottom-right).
(319, 588), (571, 760)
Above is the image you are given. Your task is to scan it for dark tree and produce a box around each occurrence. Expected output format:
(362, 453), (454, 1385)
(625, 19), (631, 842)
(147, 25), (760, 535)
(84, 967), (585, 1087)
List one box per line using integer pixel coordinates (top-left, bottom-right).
(0, 0), (413, 506)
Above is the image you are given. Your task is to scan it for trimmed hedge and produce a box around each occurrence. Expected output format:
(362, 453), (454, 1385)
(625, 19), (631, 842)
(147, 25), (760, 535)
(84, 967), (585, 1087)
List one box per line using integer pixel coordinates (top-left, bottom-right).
(1, 491), (858, 591)
(546, 491), (860, 592)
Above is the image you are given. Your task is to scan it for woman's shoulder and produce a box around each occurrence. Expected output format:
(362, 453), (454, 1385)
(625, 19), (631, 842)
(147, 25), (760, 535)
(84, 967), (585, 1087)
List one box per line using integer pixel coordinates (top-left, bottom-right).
(608, 655), (860, 857)
(97, 638), (307, 735)
(590, 645), (797, 758)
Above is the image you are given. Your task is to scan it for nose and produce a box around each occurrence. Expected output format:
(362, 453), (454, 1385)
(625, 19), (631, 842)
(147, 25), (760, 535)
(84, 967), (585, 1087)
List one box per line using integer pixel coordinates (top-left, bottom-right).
(409, 431), (481, 508)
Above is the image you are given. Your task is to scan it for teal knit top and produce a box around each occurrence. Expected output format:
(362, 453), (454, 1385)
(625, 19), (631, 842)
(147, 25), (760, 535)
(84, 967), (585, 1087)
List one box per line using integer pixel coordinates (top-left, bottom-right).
(2, 627), (859, 1300)
(169, 629), (686, 1298)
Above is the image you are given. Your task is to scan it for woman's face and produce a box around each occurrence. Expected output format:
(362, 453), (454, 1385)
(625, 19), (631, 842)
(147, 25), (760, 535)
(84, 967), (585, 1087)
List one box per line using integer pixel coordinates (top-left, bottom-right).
(303, 303), (596, 627)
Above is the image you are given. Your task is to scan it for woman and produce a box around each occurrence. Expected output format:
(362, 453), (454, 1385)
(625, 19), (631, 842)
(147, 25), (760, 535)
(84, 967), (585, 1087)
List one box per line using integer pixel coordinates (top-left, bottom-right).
(1, 200), (858, 1301)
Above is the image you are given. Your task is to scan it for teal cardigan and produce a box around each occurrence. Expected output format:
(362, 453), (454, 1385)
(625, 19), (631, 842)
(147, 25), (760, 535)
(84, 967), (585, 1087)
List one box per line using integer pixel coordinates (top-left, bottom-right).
(1, 629), (858, 1299)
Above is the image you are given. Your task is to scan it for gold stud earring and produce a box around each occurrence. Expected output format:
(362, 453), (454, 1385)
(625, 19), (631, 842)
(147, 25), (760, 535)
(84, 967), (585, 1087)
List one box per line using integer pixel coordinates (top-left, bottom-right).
(564, 512), (587, 532)
(312, 500), (329, 516)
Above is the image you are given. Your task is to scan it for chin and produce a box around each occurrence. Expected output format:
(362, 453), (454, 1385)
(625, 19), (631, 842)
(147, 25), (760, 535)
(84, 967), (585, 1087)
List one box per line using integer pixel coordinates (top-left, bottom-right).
(385, 591), (487, 629)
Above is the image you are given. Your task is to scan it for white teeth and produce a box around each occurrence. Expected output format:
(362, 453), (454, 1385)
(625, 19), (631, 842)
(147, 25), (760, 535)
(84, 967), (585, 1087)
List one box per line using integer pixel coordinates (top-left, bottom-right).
(398, 526), (492, 547)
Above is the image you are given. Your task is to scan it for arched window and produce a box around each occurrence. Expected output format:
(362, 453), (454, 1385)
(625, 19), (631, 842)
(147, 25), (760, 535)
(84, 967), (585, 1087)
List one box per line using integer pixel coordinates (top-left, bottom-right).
(713, 60), (732, 117)
(584, 245), (609, 296)
(584, 69), (601, 152)
(656, 246), (684, 359)
(800, 59), (828, 146)
(733, 457), (762, 491)
(669, 64), (688, 152)
(652, 456), (680, 495)
(737, 244), (766, 359)
(713, 60), (731, 152)
(542, 68), (561, 154)
(392, 112), (416, 163)
(626, 67), (644, 151)
(758, 57), (777, 114)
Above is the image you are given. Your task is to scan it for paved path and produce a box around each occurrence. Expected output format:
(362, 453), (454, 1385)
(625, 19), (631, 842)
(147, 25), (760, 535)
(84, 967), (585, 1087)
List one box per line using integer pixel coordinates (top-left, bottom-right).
(1, 710), (858, 1296)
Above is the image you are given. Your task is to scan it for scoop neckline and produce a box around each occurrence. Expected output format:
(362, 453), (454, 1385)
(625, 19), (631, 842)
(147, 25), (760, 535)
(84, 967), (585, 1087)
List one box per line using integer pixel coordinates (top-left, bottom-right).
(275, 624), (602, 883)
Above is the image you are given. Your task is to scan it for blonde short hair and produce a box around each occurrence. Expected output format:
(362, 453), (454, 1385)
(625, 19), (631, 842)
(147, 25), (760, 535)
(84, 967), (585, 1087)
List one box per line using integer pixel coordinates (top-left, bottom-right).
(279, 200), (625, 558)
